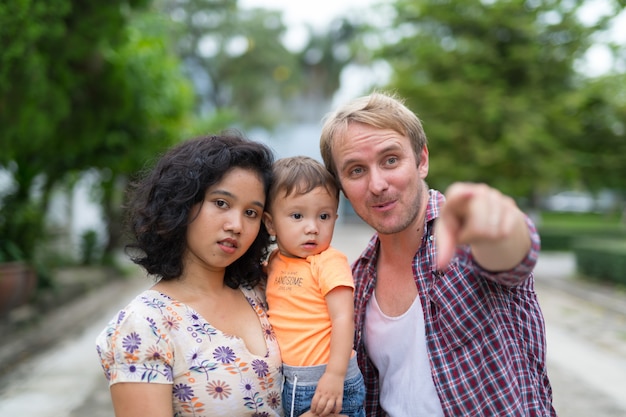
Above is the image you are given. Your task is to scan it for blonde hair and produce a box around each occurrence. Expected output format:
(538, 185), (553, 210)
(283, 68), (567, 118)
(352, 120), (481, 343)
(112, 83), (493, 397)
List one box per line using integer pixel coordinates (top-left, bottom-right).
(320, 91), (428, 178)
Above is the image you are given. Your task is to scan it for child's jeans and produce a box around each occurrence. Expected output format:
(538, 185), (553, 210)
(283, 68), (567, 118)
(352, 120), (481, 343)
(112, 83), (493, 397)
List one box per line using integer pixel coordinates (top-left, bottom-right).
(282, 354), (365, 417)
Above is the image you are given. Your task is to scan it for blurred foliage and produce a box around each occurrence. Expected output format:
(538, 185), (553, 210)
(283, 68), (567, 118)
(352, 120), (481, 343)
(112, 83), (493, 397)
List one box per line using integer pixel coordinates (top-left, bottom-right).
(296, 19), (363, 102)
(368, 0), (625, 205)
(155, 0), (366, 126)
(155, 0), (302, 128)
(0, 0), (362, 270)
(571, 73), (626, 193)
(2, 0), (626, 273)
(0, 0), (193, 267)
(539, 211), (625, 251)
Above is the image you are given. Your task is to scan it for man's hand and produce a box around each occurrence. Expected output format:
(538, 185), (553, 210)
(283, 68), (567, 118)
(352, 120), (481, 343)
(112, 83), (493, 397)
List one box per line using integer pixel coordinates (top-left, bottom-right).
(434, 182), (530, 271)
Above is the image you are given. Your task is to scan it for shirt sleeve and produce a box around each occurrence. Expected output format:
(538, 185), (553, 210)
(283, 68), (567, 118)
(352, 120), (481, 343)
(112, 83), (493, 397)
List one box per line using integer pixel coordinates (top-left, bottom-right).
(310, 247), (355, 297)
(468, 215), (540, 286)
(96, 300), (175, 385)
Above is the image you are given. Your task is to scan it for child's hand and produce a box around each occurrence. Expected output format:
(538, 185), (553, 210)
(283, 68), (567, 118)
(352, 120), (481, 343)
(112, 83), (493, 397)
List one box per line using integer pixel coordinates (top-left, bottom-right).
(310, 371), (344, 416)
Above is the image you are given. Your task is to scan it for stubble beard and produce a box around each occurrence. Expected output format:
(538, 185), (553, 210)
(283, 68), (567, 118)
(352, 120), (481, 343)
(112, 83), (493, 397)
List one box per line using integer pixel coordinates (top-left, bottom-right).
(357, 185), (424, 235)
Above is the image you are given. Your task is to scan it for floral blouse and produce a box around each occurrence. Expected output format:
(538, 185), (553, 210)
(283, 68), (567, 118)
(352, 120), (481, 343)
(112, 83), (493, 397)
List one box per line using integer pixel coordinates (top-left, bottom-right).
(96, 286), (284, 417)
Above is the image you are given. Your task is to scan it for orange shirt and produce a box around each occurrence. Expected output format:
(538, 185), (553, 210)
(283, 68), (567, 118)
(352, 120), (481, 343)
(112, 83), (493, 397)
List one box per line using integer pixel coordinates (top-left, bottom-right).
(265, 246), (354, 366)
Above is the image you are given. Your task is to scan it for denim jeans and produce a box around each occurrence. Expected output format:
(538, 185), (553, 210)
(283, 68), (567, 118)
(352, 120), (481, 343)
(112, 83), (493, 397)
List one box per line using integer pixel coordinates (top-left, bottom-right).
(282, 355), (365, 417)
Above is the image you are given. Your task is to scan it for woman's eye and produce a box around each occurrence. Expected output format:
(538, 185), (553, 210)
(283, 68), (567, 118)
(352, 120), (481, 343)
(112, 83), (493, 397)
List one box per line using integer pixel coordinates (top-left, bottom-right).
(215, 199), (228, 208)
(245, 209), (258, 218)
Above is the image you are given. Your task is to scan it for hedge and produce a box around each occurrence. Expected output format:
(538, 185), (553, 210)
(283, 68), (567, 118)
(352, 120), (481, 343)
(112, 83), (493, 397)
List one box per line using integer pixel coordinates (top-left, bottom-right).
(572, 238), (626, 286)
(538, 227), (626, 252)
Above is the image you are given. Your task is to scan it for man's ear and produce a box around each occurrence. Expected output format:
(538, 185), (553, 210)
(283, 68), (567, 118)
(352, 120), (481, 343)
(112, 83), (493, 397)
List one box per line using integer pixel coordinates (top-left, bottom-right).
(418, 145), (429, 179)
(263, 212), (276, 236)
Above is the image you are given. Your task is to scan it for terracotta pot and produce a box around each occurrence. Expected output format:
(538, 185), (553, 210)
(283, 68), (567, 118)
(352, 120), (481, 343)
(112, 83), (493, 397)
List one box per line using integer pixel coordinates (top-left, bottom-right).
(0, 262), (38, 317)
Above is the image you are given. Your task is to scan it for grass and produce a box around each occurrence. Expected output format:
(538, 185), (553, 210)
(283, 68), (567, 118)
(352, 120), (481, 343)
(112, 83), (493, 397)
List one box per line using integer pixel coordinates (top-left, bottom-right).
(538, 211), (624, 231)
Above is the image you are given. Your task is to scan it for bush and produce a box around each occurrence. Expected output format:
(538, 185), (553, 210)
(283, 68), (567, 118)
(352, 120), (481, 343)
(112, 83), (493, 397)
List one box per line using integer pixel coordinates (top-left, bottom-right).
(537, 210), (625, 251)
(573, 238), (626, 286)
(539, 227), (626, 251)
(538, 229), (573, 251)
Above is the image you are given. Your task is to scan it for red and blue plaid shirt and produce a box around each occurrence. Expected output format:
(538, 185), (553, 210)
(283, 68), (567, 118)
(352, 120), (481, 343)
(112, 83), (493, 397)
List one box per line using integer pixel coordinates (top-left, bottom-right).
(352, 189), (556, 416)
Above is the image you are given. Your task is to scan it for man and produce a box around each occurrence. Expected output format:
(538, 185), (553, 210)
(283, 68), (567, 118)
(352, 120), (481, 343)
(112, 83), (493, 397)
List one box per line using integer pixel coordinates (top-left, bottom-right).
(319, 92), (556, 416)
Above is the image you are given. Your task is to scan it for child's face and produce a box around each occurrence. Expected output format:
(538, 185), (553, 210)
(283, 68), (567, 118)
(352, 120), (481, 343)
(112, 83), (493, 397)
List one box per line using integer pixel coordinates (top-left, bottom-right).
(264, 186), (338, 259)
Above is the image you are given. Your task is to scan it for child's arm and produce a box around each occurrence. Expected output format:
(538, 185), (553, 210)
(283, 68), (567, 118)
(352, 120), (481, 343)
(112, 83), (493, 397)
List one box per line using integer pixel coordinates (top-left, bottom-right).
(310, 285), (355, 416)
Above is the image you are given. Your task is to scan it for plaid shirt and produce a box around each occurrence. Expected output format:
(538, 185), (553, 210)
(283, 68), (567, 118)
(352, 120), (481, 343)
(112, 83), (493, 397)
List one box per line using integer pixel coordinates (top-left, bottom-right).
(353, 189), (556, 417)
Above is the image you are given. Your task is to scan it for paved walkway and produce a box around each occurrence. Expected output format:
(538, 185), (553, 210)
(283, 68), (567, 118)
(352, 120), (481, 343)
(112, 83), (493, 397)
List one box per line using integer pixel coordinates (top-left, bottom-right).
(0, 222), (625, 416)
(533, 254), (626, 415)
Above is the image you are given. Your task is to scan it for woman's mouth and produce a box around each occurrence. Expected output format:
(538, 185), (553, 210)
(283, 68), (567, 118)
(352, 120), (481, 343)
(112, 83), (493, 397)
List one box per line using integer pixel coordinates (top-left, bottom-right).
(219, 238), (238, 253)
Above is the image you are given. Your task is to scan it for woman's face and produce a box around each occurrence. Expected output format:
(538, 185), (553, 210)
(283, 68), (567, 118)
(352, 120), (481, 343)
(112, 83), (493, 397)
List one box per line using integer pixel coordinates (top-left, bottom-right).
(184, 167), (266, 274)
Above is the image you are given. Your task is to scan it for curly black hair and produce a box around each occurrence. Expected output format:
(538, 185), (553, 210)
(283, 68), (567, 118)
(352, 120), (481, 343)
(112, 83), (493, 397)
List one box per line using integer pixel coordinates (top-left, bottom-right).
(124, 131), (274, 289)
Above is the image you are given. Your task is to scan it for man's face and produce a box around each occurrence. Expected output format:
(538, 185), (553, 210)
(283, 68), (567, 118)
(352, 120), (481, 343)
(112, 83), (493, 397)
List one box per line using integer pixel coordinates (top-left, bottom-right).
(331, 122), (429, 235)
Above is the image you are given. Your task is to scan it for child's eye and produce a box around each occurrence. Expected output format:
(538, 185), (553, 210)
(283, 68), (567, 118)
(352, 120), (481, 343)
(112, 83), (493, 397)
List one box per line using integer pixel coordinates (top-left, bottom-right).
(291, 213), (303, 220)
(320, 213), (331, 220)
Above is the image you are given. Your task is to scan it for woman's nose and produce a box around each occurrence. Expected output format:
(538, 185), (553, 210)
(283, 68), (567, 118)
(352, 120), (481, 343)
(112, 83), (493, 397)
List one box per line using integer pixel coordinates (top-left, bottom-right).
(224, 214), (242, 233)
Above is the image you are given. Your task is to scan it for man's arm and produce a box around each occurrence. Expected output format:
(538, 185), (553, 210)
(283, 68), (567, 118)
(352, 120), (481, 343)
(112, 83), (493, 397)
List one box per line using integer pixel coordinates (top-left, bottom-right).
(435, 182), (532, 272)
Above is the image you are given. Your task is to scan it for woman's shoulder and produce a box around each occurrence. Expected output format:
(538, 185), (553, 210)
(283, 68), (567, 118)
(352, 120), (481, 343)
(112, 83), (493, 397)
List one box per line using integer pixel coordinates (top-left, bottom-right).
(240, 284), (269, 311)
(96, 290), (184, 350)
(99, 290), (177, 334)
(120, 289), (174, 314)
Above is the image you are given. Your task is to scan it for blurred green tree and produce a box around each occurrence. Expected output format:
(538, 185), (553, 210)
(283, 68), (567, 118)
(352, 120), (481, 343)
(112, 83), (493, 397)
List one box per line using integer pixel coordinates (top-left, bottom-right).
(572, 73), (626, 195)
(297, 18), (361, 101)
(156, 0), (303, 128)
(371, 0), (623, 206)
(0, 0), (194, 266)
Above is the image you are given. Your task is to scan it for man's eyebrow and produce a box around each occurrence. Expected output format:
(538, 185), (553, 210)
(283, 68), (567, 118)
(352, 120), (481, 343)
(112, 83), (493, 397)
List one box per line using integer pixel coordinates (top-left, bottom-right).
(339, 143), (402, 172)
(208, 189), (265, 209)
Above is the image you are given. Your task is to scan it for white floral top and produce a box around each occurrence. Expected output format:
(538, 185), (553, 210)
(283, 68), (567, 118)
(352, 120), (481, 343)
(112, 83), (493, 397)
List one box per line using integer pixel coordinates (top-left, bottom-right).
(96, 286), (284, 417)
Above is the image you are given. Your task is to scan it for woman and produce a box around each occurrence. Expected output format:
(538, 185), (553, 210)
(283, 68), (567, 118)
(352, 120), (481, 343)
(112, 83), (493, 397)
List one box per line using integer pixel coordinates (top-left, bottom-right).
(96, 133), (282, 416)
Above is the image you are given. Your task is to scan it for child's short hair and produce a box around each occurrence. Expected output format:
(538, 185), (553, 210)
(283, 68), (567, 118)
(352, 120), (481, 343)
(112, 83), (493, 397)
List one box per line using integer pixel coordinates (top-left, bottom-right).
(267, 156), (339, 211)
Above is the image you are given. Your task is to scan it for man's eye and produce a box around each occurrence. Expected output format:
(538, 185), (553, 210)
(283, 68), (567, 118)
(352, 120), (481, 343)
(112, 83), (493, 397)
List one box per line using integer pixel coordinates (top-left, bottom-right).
(385, 157), (397, 166)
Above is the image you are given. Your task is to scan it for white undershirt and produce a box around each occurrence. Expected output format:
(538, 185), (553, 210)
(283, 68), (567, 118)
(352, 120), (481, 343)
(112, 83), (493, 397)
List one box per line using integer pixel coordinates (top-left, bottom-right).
(365, 292), (444, 417)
